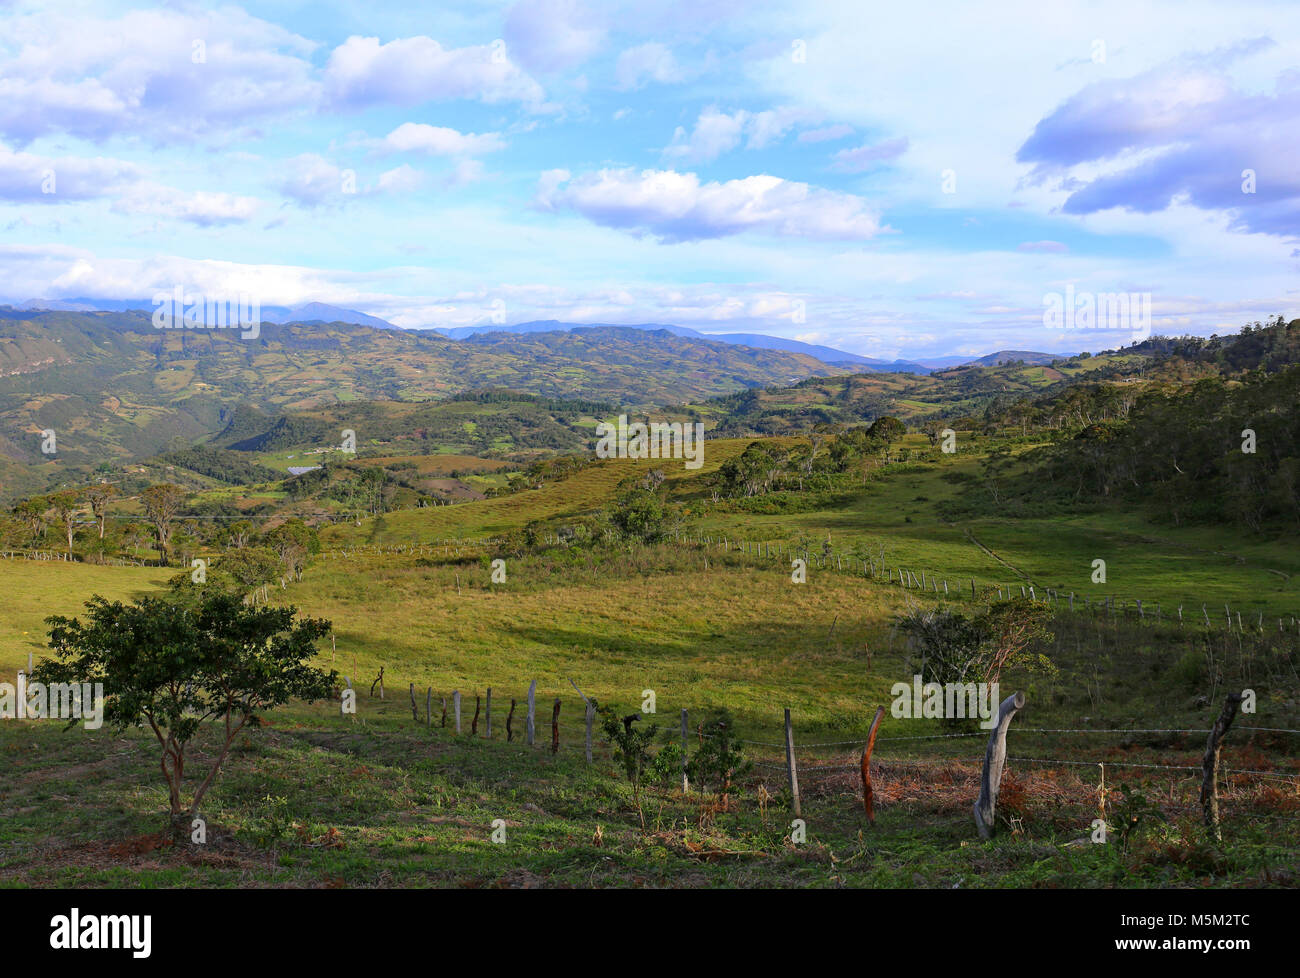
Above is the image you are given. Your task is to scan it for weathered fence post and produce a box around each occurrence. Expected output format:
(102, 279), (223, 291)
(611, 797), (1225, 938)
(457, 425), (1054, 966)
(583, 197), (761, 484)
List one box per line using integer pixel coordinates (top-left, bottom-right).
(440, 696), (447, 727)
(860, 705), (885, 824)
(409, 683), (418, 722)
(680, 708), (689, 792)
(586, 700), (595, 763)
(1200, 693), (1244, 842)
(784, 708), (801, 818)
(471, 694), (480, 736)
(507, 698), (517, 742)
(974, 690), (1026, 839)
(453, 690), (461, 733)
(551, 697), (561, 754)
(526, 680), (536, 746)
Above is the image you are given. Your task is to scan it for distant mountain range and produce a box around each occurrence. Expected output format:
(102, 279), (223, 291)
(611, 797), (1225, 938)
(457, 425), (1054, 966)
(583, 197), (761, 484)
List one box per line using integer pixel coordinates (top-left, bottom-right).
(15, 297), (399, 330)
(9, 298), (1069, 373)
(435, 319), (945, 372)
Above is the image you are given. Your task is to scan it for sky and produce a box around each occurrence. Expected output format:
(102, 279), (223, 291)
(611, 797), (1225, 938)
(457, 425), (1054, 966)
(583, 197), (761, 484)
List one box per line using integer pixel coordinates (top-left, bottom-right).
(0, 0), (1297, 359)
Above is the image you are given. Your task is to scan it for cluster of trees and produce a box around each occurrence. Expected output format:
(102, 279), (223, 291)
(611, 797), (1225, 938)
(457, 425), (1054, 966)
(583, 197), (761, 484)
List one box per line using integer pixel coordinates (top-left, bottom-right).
(712, 416), (907, 500)
(1034, 366), (1300, 534)
(3, 483), (321, 585)
(600, 706), (749, 828)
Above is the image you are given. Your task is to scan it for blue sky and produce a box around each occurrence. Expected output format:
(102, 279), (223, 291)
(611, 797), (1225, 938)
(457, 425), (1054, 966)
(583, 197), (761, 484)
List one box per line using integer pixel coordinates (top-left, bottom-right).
(0, 0), (1297, 358)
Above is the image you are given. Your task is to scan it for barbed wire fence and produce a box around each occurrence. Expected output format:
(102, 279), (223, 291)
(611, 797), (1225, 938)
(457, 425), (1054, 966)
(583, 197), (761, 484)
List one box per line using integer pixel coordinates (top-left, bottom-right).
(348, 673), (1300, 841)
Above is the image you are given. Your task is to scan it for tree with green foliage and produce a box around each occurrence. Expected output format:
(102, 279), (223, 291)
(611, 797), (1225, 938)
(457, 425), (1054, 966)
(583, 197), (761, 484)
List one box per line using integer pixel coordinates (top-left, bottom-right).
(600, 708), (659, 828)
(867, 415), (906, 443)
(897, 597), (1055, 688)
(217, 547), (281, 602)
(610, 486), (672, 543)
(263, 518), (319, 582)
(34, 590), (335, 841)
(84, 484), (117, 540)
(140, 483), (185, 565)
(47, 490), (81, 556)
(688, 710), (752, 804)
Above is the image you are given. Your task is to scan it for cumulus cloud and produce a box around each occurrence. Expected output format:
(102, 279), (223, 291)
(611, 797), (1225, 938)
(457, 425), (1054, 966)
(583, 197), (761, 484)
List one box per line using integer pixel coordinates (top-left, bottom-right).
(379, 122), (507, 156)
(324, 35), (544, 109)
(503, 0), (604, 74)
(0, 6), (317, 143)
(1018, 45), (1300, 238)
(0, 144), (261, 226)
(112, 186), (262, 226)
(0, 144), (138, 200)
(276, 154), (448, 205)
(664, 106), (812, 163)
(534, 167), (884, 242)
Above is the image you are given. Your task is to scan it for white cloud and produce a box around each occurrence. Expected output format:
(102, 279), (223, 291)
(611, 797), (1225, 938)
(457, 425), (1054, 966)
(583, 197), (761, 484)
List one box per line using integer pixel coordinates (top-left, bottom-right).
(664, 107), (746, 163)
(0, 6), (317, 143)
(278, 154), (352, 207)
(535, 167), (885, 242)
(665, 106), (813, 162)
(377, 165), (425, 194)
(0, 144), (137, 200)
(324, 35), (545, 109)
(380, 123), (507, 156)
(113, 185), (262, 226)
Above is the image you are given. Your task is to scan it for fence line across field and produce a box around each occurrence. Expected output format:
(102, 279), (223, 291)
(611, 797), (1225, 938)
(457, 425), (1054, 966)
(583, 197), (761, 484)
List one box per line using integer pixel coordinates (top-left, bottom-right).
(354, 673), (1298, 842)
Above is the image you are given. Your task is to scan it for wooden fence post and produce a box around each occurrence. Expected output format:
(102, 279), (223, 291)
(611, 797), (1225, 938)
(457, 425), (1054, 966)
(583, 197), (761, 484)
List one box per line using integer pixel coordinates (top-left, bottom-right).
(974, 691), (1025, 839)
(440, 696), (447, 727)
(471, 694), (480, 736)
(507, 699), (516, 742)
(680, 708), (689, 792)
(526, 681), (536, 746)
(860, 706), (885, 824)
(585, 701), (595, 763)
(784, 708), (801, 818)
(409, 683), (418, 722)
(453, 690), (461, 733)
(1201, 693), (1244, 842)
(551, 697), (561, 754)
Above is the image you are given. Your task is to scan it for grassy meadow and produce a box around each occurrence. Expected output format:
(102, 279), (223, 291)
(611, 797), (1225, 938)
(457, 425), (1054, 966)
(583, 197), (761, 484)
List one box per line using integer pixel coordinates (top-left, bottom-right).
(1, 451), (1297, 887)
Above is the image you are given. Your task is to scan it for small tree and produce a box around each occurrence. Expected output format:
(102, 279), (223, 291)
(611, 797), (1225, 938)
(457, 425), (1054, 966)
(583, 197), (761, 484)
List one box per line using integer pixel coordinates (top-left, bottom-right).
(34, 590), (335, 841)
(600, 707), (659, 829)
(47, 490), (81, 556)
(140, 483), (185, 566)
(897, 597), (1054, 688)
(688, 710), (751, 806)
(217, 547), (280, 603)
(898, 606), (986, 685)
(85, 484), (118, 539)
(979, 597), (1055, 685)
(610, 489), (670, 543)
